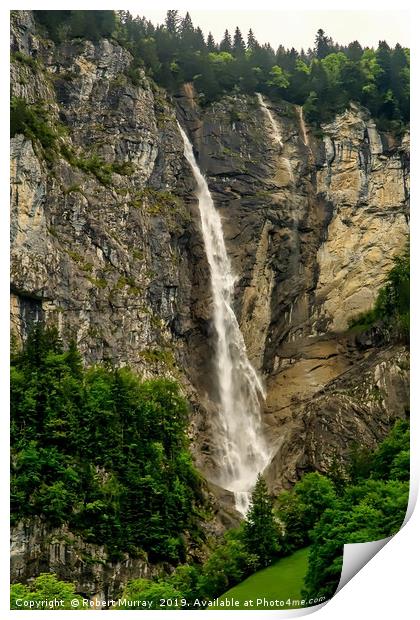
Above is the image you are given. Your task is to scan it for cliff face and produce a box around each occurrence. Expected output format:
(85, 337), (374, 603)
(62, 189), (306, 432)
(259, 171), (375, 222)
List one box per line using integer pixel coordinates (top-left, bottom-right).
(11, 12), (201, 381)
(11, 520), (160, 603)
(10, 11), (409, 597)
(175, 88), (409, 489)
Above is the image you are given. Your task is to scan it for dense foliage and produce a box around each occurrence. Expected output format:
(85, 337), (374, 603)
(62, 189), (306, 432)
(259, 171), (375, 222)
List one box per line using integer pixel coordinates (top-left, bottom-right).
(349, 244), (409, 339)
(11, 418), (408, 607)
(10, 574), (84, 610)
(11, 326), (204, 562)
(33, 10), (117, 43)
(121, 527), (259, 608)
(276, 419), (409, 599)
(32, 10), (409, 131)
(121, 477), (281, 607)
(122, 419), (408, 605)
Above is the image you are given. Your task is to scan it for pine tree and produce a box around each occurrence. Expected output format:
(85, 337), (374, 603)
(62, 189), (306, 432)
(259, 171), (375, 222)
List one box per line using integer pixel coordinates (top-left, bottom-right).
(347, 40), (363, 61)
(24, 323), (62, 368)
(284, 47), (299, 71)
(390, 43), (409, 121)
(220, 29), (232, 54)
(180, 11), (194, 35)
(315, 28), (332, 59)
(233, 26), (246, 57)
(179, 12), (197, 53)
(195, 27), (206, 51)
(165, 10), (180, 36)
(299, 48), (307, 61)
(206, 32), (217, 52)
(247, 28), (258, 51)
(376, 40), (392, 93)
(243, 474), (280, 567)
(65, 339), (83, 378)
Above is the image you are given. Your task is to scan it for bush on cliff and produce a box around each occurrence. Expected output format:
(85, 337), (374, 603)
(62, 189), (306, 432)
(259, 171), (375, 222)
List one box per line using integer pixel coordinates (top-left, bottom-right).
(349, 244), (409, 340)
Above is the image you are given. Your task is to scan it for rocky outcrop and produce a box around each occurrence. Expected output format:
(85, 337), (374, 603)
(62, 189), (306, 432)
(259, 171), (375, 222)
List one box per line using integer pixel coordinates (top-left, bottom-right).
(11, 520), (159, 604)
(10, 10), (409, 596)
(265, 339), (409, 491)
(11, 11), (204, 383)
(314, 105), (409, 332)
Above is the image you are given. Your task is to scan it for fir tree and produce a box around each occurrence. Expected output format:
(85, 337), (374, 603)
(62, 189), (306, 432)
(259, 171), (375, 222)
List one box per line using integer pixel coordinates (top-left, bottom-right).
(376, 40), (392, 92)
(247, 28), (258, 51)
(284, 47), (299, 71)
(195, 27), (206, 51)
(165, 10), (180, 36)
(180, 11), (194, 36)
(233, 26), (246, 56)
(220, 29), (232, 53)
(206, 32), (217, 52)
(179, 12), (197, 53)
(347, 40), (363, 61)
(315, 28), (332, 59)
(243, 474), (280, 567)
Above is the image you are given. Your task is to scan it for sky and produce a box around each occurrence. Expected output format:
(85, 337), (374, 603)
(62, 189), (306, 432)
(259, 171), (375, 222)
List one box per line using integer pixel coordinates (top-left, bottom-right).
(130, 9), (409, 51)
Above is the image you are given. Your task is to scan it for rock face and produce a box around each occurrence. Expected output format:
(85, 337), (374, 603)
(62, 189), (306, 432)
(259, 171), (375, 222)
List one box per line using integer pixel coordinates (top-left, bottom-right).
(10, 11), (409, 597)
(11, 520), (159, 604)
(11, 12), (202, 381)
(175, 89), (409, 490)
(264, 338), (409, 491)
(314, 105), (409, 332)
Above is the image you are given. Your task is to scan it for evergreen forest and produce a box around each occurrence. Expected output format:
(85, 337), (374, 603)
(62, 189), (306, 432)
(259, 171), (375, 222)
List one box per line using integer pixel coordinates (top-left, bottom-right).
(32, 10), (409, 131)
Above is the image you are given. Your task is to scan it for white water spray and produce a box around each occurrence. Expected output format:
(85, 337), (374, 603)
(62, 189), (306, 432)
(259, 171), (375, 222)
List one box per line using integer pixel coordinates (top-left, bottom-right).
(296, 105), (309, 146)
(178, 122), (271, 514)
(257, 93), (294, 183)
(256, 93), (284, 148)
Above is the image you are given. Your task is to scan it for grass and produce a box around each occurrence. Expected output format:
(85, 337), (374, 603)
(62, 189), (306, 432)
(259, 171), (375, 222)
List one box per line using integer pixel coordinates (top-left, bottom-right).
(211, 547), (310, 610)
(12, 51), (40, 70)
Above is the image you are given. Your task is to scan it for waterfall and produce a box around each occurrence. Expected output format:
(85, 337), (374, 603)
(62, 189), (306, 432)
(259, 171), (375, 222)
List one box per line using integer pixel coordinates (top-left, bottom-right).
(256, 92), (283, 148)
(178, 122), (271, 515)
(296, 105), (309, 146)
(256, 93), (294, 184)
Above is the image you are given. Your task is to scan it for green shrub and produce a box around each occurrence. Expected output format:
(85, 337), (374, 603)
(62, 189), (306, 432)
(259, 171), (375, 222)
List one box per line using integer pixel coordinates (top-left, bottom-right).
(122, 579), (183, 610)
(349, 244), (409, 339)
(12, 51), (39, 70)
(60, 146), (135, 186)
(198, 529), (259, 599)
(10, 97), (68, 163)
(10, 573), (84, 610)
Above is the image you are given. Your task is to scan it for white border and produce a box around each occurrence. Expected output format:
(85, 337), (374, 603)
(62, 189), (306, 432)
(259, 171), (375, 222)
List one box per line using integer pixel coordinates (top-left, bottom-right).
(2, 1), (418, 618)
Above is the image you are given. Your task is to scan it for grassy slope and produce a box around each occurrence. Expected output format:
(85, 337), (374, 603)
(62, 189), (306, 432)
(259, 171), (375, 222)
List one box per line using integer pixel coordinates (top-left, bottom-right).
(211, 547), (310, 610)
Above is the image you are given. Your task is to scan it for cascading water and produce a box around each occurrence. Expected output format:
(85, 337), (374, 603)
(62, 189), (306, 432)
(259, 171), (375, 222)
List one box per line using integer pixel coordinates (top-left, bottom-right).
(178, 122), (271, 515)
(256, 92), (284, 147)
(296, 105), (309, 146)
(296, 104), (314, 160)
(256, 93), (294, 183)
